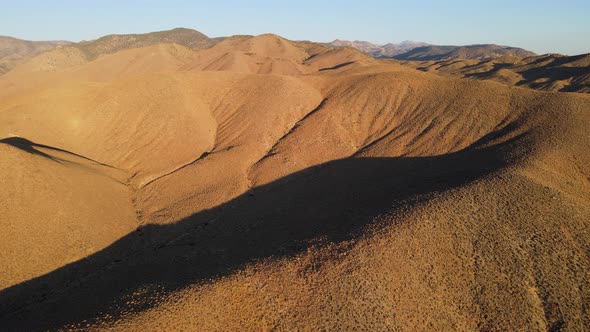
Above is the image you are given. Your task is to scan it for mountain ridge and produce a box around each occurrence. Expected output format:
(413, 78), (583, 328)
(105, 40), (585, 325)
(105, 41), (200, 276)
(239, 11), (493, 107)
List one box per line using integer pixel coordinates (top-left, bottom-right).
(327, 39), (429, 57)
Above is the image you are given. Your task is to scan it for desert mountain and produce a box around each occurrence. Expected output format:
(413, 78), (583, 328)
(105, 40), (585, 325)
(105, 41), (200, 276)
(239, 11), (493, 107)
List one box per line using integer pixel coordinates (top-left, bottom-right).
(403, 53), (590, 93)
(0, 32), (589, 331)
(392, 44), (536, 60)
(330, 39), (536, 60)
(328, 39), (382, 52)
(328, 39), (429, 57)
(0, 36), (70, 75)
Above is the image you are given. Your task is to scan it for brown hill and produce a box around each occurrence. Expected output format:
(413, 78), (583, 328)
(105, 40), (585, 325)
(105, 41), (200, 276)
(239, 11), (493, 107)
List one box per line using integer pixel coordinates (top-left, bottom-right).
(0, 36), (70, 75)
(0, 32), (589, 331)
(0, 137), (137, 289)
(165, 34), (373, 75)
(404, 53), (590, 93)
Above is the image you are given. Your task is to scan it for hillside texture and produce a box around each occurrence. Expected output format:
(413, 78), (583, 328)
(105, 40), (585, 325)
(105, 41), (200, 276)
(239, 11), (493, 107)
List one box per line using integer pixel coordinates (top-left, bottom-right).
(0, 32), (589, 331)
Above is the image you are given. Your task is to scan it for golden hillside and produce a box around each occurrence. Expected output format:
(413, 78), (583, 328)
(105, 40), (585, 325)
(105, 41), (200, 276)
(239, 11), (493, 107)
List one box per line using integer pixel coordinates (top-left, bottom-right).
(0, 33), (589, 331)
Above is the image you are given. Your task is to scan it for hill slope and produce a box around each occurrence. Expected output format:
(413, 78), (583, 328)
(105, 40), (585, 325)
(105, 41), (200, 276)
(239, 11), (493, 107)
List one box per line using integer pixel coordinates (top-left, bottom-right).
(0, 137), (137, 290)
(0, 33), (589, 331)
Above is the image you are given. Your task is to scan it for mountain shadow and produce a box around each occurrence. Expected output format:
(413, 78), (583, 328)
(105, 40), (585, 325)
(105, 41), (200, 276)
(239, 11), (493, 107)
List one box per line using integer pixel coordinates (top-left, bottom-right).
(319, 61), (356, 71)
(0, 132), (531, 330)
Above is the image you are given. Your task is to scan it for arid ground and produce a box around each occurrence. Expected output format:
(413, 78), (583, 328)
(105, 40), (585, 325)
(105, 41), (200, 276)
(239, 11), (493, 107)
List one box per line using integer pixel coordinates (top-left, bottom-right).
(0, 30), (589, 331)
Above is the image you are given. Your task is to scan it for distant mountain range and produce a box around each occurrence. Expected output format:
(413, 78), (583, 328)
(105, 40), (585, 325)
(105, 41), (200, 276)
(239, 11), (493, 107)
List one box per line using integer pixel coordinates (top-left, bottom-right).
(327, 40), (429, 58)
(326, 40), (536, 60)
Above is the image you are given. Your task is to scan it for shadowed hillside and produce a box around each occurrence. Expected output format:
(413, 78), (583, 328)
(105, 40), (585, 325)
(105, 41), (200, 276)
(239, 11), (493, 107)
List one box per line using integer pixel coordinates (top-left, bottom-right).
(0, 134), (531, 330)
(327, 40), (535, 60)
(327, 39), (429, 57)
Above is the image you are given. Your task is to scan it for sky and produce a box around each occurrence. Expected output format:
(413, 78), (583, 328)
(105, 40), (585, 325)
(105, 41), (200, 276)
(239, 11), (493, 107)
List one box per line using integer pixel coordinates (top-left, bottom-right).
(1, 0), (589, 55)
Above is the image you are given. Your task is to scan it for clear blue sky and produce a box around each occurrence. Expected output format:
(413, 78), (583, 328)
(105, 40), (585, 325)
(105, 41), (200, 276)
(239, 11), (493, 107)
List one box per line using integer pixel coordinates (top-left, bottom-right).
(1, 0), (589, 55)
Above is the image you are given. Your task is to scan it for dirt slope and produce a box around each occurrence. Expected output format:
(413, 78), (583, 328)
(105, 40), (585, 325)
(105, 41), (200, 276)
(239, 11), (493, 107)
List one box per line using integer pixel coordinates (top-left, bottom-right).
(0, 33), (589, 331)
(0, 137), (137, 290)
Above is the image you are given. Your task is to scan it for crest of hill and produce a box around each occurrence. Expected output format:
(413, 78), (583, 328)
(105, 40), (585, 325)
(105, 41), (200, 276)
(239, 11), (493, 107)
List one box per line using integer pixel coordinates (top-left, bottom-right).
(184, 34), (376, 74)
(0, 36), (71, 74)
(0, 33), (375, 94)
